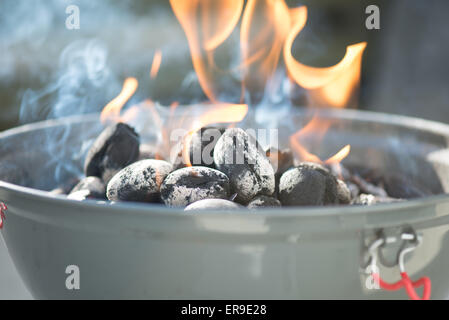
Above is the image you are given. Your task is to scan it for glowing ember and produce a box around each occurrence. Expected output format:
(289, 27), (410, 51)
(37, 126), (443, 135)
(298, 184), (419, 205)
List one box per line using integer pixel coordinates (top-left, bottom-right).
(100, 77), (138, 123)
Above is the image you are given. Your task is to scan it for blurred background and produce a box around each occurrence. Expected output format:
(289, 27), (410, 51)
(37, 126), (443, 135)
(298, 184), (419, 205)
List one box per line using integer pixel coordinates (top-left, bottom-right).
(1, 0), (448, 132)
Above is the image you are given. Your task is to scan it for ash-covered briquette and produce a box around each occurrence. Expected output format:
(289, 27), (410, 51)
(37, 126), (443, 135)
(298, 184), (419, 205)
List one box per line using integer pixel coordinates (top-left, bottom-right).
(214, 128), (275, 204)
(353, 194), (402, 206)
(106, 159), (173, 203)
(247, 195), (281, 209)
(160, 166), (230, 207)
(170, 127), (224, 169)
(278, 163), (340, 206)
(184, 199), (241, 211)
(336, 179), (351, 205)
(84, 123), (140, 184)
(70, 176), (106, 200)
(67, 189), (94, 201)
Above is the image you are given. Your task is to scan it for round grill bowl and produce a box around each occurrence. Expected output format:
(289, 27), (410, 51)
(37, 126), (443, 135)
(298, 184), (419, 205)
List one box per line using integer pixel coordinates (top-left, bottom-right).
(1, 108), (449, 299)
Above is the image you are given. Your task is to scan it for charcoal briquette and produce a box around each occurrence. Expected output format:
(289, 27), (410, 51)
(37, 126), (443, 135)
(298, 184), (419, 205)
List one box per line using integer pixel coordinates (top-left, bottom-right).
(70, 176), (106, 199)
(160, 166), (230, 207)
(107, 159), (173, 203)
(247, 195), (282, 208)
(214, 128), (275, 204)
(279, 162), (339, 206)
(184, 199), (241, 211)
(84, 123), (140, 183)
(170, 127), (224, 169)
(336, 179), (351, 205)
(67, 189), (93, 201)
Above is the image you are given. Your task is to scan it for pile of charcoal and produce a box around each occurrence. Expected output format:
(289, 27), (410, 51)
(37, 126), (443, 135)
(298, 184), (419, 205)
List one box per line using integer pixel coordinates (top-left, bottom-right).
(57, 123), (413, 210)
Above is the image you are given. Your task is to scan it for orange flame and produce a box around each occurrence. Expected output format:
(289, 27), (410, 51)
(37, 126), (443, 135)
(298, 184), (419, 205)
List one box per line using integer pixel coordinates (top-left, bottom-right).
(284, 6), (366, 164)
(240, 0), (291, 95)
(325, 144), (351, 164)
(101, 2), (367, 171)
(284, 6), (367, 108)
(100, 77), (138, 123)
(182, 104), (248, 166)
(150, 50), (163, 79)
(169, 0), (244, 102)
(290, 114), (351, 165)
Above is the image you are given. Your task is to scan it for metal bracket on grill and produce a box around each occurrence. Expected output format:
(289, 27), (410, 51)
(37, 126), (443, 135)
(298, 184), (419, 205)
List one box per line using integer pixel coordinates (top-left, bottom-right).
(361, 225), (421, 270)
(361, 225), (431, 300)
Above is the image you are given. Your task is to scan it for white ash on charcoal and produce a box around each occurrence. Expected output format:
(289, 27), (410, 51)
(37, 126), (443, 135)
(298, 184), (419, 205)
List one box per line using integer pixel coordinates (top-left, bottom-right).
(184, 199), (241, 211)
(353, 194), (403, 206)
(336, 179), (352, 205)
(346, 181), (361, 200)
(160, 166), (230, 207)
(84, 123), (140, 184)
(247, 195), (281, 209)
(67, 189), (94, 201)
(190, 127), (225, 167)
(214, 128), (275, 204)
(170, 127), (224, 169)
(279, 163), (342, 206)
(70, 176), (106, 200)
(107, 159), (173, 203)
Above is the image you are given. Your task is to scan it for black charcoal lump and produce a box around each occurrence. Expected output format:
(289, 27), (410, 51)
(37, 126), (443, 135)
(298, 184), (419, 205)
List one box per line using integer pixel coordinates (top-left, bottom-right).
(279, 162), (340, 206)
(70, 176), (106, 199)
(247, 195), (281, 208)
(214, 128), (275, 204)
(336, 179), (352, 205)
(106, 159), (173, 203)
(184, 199), (241, 211)
(84, 123), (140, 183)
(160, 166), (230, 207)
(266, 147), (294, 177)
(170, 127), (224, 169)
(189, 127), (224, 167)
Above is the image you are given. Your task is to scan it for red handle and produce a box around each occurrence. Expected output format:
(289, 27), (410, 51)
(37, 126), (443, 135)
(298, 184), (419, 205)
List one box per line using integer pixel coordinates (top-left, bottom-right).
(373, 272), (431, 300)
(0, 202), (7, 229)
